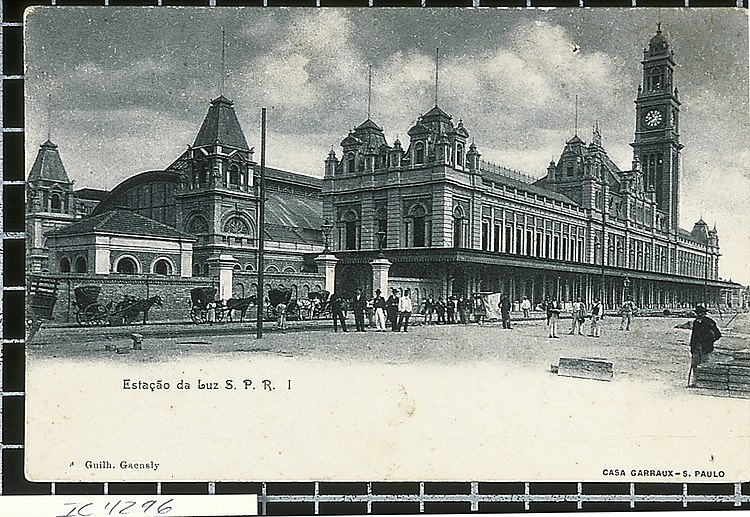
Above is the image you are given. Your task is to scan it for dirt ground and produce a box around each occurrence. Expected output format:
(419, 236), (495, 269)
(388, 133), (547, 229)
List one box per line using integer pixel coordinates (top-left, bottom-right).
(28, 311), (750, 397)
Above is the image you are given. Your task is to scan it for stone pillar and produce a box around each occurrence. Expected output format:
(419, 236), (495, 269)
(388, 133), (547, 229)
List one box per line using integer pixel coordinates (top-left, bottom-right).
(370, 256), (392, 297)
(207, 253), (236, 301)
(314, 253), (339, 294)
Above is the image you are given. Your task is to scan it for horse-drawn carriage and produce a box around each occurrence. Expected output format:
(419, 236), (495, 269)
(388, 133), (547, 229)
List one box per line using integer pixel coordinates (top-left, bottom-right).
(296, 290), (331, 320)
(189, 287), (224, 324)
(267, 286), (298, 320)
(73, 286), (162, 326)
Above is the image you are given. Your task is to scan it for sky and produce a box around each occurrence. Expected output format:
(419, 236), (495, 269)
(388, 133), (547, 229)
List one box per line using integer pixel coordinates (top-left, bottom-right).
(24, 7), (750, 284)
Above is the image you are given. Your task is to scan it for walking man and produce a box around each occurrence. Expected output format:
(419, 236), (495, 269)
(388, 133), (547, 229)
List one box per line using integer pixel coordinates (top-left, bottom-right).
(520, 296), (531, 319)
(547, 298), (562, 338)
(386, 289), (400, 331)
(423, 295), (435, 325)
(446, 295), (457, 323)
(331, 292), (348, 332)
(688, 304), (721, 387)
(373, 289), (387, 331)
(620, 297), (635, 331)
(397, 289), (413, 331)
(499, 293), (512, 329)
(436, 297), (446, 324)
(353, 288), (366, 332)
(458, 295), (468, 324)
(589, 298), (604, 337)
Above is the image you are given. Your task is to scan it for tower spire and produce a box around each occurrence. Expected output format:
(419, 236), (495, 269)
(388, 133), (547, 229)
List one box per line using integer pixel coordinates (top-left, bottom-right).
(434, 47), (439, 107)
(367, 64), (372, 120)
(574, 94), (578, 137)
(46, 92), (52, 142)
(220, 28), (226, 96)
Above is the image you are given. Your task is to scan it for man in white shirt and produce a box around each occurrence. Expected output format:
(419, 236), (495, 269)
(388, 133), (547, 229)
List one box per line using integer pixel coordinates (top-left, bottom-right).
(397, 289), (413, 332)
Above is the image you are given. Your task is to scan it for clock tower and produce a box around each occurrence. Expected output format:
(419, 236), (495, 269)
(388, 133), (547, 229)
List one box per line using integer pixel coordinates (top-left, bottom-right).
(631, 24), (682, 232)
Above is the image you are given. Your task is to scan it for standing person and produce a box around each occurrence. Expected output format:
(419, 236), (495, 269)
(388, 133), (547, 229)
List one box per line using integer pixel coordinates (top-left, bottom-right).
(569, 298), (585, 335)
(499, 293), (512, 329)
(352, 288), (367, 332)
(542, 297), (551, 325)
(386, 289), (400, 331)
(458, 295), (468, 324)
(207, 300), (216, 326)
(473, 294), (486, 325)
(397, 288), (413, 332)
(520, 296), (531, 319)
(547, 298), (562, 338)
(373, 289), (387, 332)
(446, 295), (456, 323)
(620, 297), (636, 331)
(423, 295), (435, 325)
(436, 297), (446, 324)
(276, 302), (287, 331)
(331, 292), (348, 332)
(589, 298), (604, 337)
(688, 304), (722, 386)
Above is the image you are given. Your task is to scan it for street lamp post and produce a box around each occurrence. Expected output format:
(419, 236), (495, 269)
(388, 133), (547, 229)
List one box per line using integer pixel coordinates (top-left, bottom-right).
(376, 229), (386, 258)
(623, 277), (630, 303)
(322, 218), (334, 254)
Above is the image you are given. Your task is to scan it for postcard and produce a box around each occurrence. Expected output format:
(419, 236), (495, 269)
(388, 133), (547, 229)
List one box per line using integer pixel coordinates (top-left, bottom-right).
(24, 7), (750, 482)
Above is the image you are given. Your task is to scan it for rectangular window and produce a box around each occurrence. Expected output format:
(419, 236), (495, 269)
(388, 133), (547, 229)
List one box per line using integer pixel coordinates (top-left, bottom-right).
(505, 226), (513, 253)
(515, 228), (523, 254)
(413, 217), (426, 247)
(545, 234), (551, 258)
(482, 221), (490, 251)
(536, 232), (542, 257)
(553, 235), (560, 259)
(526, 230), (533, 255)
(494, 224), (501, 252)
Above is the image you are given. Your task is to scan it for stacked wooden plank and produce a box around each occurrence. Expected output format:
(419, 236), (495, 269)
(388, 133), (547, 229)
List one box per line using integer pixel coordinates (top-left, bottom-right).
(557, 357), (614, 382)
(693, 349), (750, 399)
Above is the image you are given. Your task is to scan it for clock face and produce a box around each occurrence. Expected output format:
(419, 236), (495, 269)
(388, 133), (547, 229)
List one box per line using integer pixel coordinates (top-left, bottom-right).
(644, 109), (663, 128)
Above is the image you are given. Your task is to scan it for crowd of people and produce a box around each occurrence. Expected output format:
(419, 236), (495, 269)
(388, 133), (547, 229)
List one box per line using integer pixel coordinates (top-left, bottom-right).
(327, 289), (642, 339)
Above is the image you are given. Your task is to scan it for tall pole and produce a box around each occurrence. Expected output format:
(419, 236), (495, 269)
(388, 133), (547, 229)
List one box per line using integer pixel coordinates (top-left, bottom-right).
(256, 108), (267, 339)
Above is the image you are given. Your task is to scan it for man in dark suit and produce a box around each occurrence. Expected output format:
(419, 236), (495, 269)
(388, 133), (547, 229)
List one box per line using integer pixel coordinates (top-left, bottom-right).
(331, 292), (348, 332)
(688, 304), (721, 386)
(352, 288), (367, 332)
(386, 289), (400, 331)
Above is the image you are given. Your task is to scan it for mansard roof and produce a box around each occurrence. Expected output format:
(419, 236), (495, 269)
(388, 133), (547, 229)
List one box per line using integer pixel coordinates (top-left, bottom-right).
(28, 140), (71, 184)
(193, 95), (250, 150)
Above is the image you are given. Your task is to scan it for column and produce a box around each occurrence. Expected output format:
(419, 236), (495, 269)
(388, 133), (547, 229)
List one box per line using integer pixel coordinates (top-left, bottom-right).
(314, 253), (339, 294)
(207, 253), (236, 301)
(370, 256), (392, 297)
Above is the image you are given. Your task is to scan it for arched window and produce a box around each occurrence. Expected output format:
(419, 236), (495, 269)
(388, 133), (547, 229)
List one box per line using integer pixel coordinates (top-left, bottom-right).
(245, 264), (254, 271)
(188, 215), (209, 234)
(453, 206), (464, 248)
(647, 67), (663, 91)
(347, 153), (356, 173)
(75, 256), (87, 273)
(412, 204), (426, 247)
(193, 264), (202, 276)
(265, 265), (280, 273)
(235, 283), (245, 298)
(414, 142), (425, 164)
(59, 257), (71, 273)
(233, 264), (241, 271)
(283, 266), (296, 273)
(116, 257), (138, 275)
(342, 210), (359, 250)
(228, 164), (241, 187)
(50, 193), (62, 212)
(456, 144), (464, 167)
(224, 217), (250, 234)
(153, 259), (172, 275)
(203, 263), (210, 275)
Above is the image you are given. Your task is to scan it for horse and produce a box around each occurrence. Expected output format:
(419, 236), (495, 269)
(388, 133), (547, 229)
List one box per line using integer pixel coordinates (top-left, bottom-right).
(116, 295), (163, 325)
(226, 295), (257, 322)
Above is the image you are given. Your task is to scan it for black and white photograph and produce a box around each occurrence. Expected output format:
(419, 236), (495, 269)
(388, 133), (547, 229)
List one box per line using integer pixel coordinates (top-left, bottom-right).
(23, 7), (750, 482)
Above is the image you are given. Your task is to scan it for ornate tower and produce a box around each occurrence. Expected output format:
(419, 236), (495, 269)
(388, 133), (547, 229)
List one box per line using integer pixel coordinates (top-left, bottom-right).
(631, 24), (682, 231)
(26, 139), (77, 272)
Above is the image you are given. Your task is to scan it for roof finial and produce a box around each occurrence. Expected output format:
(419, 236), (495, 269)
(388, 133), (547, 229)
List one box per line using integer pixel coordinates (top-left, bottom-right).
(434, 47), (439, 107)
(367, 64), (372, 120)
(46, 91), (52, 142)
(574, 94), (579, 137)
(220, 28), (226, 96)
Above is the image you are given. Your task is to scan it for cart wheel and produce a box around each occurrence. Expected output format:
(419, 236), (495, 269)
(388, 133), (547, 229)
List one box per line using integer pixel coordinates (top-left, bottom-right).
(84, 303), (109, 326)
(190, 308), (204, 324)
(267, 305), (275, 320)
(75, 310), (85, 325)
